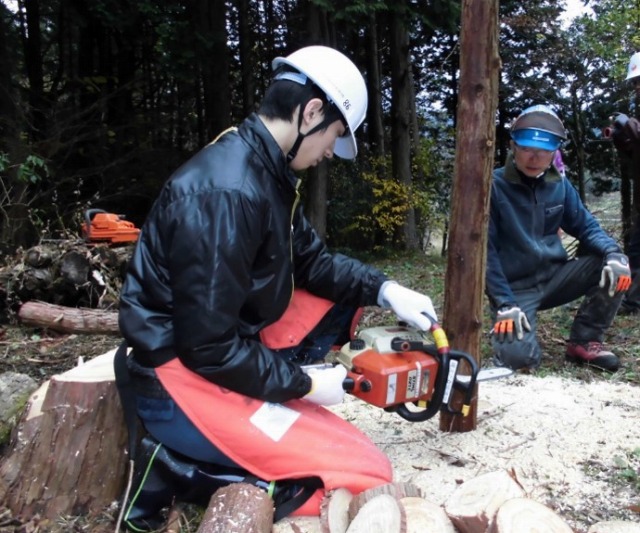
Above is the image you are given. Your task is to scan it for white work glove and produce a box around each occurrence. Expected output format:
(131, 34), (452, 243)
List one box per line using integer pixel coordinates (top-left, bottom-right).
(493, 306), (531, 342)
(599, 252), (632, 298)
(304, 365), (347, 406)
(379, 282), (438, 331)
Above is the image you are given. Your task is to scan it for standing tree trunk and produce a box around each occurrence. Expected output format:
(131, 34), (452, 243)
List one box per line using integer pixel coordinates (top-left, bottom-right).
(196, 0), (231, 141)
(389, 9), (418, 250)
(365, 13), (385, 157)
(440, 0), (500, 433)
(238, 0), (257, 116)
(300, 1), (334, 239)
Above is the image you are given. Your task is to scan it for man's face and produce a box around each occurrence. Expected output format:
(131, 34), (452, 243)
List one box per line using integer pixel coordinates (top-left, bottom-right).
(289, 115), (347, 171)
(512, 142), (556, 178)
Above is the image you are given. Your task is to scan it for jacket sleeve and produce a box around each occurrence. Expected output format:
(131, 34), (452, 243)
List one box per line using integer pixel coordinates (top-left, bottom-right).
(163, 191), (312, 404)
(290, 208), (388, 306)
(560, 178), (621, 256)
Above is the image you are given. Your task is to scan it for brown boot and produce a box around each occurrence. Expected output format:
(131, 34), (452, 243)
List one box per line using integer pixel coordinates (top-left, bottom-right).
(565, 342), (620, 372)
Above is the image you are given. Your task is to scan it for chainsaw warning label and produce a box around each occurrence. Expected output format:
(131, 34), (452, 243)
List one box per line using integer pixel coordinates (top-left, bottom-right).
(406, 368), (420, 399)
(386, 374), (398, 405)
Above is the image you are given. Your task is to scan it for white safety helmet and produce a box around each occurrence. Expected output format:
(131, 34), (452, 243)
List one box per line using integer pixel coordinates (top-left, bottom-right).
(272, 45), (367, 159)
(626, 51), (640, 81)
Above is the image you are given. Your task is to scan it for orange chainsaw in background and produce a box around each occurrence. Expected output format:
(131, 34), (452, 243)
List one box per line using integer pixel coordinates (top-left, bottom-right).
(307, 321), (513, 422)
(82, 208), (140, 245)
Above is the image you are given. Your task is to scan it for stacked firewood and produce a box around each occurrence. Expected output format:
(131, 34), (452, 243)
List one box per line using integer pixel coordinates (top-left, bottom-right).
(0, 241), (133, 321)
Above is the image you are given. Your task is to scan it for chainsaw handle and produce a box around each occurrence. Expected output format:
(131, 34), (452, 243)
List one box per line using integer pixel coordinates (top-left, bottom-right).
(83, 208), (107, 241)
(394, 344), (448, 422)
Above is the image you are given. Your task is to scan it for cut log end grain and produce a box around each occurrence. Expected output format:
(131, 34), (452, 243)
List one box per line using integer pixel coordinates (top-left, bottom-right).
(320, 487), (353, 533)
(399, 497), (456, 533)
(347, 482), (422, 522)
(444, 470), (526, 533)
(345, 493), (406, 533)
(487, 497), (573, 533)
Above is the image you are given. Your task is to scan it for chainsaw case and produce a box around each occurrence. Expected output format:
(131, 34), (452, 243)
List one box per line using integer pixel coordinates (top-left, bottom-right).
(337, 326), (439, 409)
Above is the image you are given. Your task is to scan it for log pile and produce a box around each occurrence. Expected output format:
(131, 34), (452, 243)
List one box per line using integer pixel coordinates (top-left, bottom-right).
(0, 241), (133, 322)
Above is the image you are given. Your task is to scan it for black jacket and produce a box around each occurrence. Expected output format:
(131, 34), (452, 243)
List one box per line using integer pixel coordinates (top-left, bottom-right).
(119, 114), (387, 403)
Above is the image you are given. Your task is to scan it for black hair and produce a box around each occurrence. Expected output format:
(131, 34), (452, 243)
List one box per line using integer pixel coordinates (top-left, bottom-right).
(258, 66), (345, 130)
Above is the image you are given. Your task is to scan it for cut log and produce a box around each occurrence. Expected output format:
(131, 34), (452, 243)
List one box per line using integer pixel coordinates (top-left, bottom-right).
(0, 348), (128, 519)
(347, 482), (421, 522)
(196, 483), (274, 533)
(487, 498), (573, 532)
(588, 521), (640, 533)
(345, 493), (406, 533)
(272, 516), (323, 533)
(400, 496), (456, 533)
(320, 487), (353, 533)
(444, 470), (526, 533)
(18, 300), (120, 334)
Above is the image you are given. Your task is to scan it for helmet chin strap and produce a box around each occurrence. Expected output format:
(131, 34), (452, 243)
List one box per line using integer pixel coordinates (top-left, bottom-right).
(286, 110), (334, 163)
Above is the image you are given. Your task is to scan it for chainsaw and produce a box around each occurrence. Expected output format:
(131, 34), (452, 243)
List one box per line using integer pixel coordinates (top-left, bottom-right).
(307, 321), (512, 422)
(82, 208), (141, 245)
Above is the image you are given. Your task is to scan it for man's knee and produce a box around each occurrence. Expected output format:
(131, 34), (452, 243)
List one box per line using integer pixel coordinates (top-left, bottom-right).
(492, 339), (541, 370)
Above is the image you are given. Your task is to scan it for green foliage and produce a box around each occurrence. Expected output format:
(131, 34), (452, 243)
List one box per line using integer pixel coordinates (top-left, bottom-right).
(16, 154), (49, 185)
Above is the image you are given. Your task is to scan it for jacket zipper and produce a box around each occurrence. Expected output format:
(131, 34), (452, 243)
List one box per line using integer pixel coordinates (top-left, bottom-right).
(289, 178), (301, 300)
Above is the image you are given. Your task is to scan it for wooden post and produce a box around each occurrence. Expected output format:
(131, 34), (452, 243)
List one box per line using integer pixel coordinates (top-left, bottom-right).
(440, 0), (500, 433)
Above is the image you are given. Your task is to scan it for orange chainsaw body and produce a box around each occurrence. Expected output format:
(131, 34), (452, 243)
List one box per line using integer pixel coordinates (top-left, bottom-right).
(82, 211), (140, 244)
(338, 326), (439, 409)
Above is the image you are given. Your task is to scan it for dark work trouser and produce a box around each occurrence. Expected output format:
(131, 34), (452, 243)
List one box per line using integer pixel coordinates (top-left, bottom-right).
(491, 255), (624, 370)
(623, 216), (640, 309)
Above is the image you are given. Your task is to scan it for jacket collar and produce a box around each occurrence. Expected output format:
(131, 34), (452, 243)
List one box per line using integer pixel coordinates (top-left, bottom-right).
(238, 113), (298, 190)
(503, 152), (562, 184)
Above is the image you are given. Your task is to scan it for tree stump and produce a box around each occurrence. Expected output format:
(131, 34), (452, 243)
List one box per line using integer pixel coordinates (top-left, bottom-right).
(196, 482), (274, 533)
(0, 348), (127, 519)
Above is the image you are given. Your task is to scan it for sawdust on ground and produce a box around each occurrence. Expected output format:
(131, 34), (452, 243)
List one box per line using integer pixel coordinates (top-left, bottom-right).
(330, 373), (640, 531)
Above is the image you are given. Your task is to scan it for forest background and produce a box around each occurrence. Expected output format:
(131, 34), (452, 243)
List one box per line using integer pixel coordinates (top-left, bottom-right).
(0, 0), (639, 258)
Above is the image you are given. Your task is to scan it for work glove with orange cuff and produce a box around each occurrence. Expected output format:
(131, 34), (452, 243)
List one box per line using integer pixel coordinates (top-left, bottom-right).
(599, 252), (631, 298)
(493, 305), (531, 343)
(378, 281), (438, 331)
(303, 365), (347, 406)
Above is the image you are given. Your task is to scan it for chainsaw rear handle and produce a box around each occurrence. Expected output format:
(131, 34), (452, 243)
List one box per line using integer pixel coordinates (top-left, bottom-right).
(84, 208), (108, 241)
(394, 322), (478, 422)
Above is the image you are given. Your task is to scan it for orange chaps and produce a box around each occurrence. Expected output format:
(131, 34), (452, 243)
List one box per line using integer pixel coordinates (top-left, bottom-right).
(155, 358), (392, 515)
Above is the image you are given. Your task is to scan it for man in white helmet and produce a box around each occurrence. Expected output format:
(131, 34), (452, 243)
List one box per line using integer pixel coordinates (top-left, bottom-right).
(611, 51), (640, 313)
(116, 45), (437, 530)
(487, 104), (631, 374)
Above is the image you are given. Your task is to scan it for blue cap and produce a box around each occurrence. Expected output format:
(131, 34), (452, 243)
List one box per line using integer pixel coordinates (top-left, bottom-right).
(511, 128), (563, 151)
